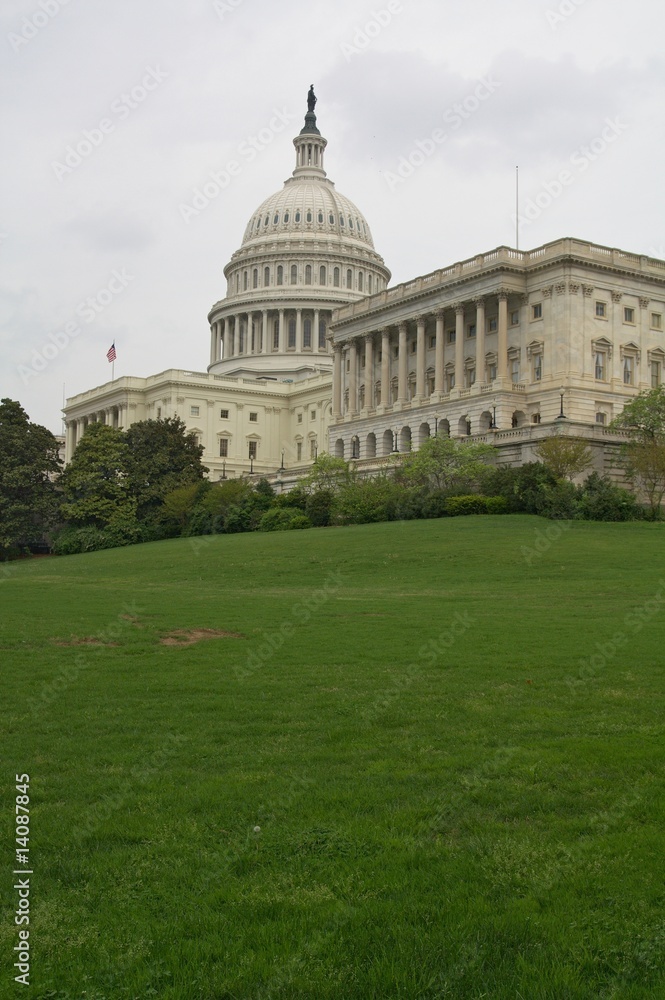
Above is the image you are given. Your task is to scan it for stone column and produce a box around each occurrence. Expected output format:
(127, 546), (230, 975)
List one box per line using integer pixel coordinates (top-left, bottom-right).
(296, 309), (303, 352)
(332, 345), (343, 418)
(498, 291), (509, 379)
(364, 333), (374, 410)
(455, 304), (465, 389)
(415, 315), (426, 400)
(314, 309), (320, 350)
(349, 339), (359, 415)
(381, 328), (390, 408)
(434, 310), (445, 394)
(262, 310), (269, 354)
(209, 323), (216, 365)
(278, 309), (284, 353)
(398, 322), (408, 403)
(475, 298), (486, 383)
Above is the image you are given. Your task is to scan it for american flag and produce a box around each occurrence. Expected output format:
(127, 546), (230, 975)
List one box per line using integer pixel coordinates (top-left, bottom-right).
(106, 343), (117, 363)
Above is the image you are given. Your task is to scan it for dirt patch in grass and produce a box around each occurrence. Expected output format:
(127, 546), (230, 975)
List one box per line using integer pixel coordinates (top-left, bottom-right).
(160, 628), (246, 647)
(52, 637), (119, 647)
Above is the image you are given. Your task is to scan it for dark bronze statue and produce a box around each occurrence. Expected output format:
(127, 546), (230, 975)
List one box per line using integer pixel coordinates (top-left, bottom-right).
(307, 85), (317, 113)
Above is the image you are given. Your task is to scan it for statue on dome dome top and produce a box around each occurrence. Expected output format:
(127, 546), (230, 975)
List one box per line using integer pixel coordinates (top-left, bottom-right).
(307, 85), (317, 113)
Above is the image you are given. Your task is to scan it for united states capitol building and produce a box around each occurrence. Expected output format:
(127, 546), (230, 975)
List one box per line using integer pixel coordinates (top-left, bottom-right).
(64, 90), (665, 482)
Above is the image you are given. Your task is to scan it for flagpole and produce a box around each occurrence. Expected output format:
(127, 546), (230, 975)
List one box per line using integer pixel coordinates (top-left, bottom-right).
(515, 165), (519, 250)
(112, 360), (115, 381)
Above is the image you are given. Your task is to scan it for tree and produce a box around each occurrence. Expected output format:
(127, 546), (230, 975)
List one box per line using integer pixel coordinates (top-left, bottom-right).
(58, 423), (136, 529)
(535, 434), (593, 481)
(612, 385), (665, 440)
(0, 399), (62, 555)
(398, 437), (497, 493)
(124, 417), (207, 524)
(611, 387), (665, 517)
(300, 453), (351, 493)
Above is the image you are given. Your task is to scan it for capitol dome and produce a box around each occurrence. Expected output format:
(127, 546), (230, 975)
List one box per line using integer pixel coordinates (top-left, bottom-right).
(207, 89), (391, 381)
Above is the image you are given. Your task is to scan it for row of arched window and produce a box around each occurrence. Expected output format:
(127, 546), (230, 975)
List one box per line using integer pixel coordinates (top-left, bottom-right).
(233, 265), (380, 294)
(249, 208), (368, 237)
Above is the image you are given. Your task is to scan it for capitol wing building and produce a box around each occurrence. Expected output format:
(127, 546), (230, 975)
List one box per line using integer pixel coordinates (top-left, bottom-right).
(65, 93), (665, 482)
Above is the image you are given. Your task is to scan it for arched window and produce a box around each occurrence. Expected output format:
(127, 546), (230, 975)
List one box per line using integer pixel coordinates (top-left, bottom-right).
(284, 212), (289, 223)
(306, 210), (312, 223)
(252, 269), (258, 289)
(273, 319), (279, 350)
(295, 210), (301, 223)
(358, 271), (364, 292)
(305, 264), (312, 285)
(243, 271), (248, 290)
(264, 266), (270, 286)
(264, 215), (269, 227)
(333, 267), (340, 287)
(349, 217), (354, 229)
(303, 318), (312, 348)
(288, 318), (296, 348)
(290, 264), (298, 285)
(235, 273), (239, 292)
(277, 265), (283, 286)
(329, 213), (334, 225)
(368, 274), (373, 294)
(340, 215), (345, 227)
(346, 269), (353, 289)
(318, 318), (326, 349)
(318, 211), (323, 223)
(319, 265), (326, 286)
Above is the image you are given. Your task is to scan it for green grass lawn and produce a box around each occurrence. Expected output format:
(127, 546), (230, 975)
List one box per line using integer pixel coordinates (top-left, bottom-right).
(1, 515), (665, 999)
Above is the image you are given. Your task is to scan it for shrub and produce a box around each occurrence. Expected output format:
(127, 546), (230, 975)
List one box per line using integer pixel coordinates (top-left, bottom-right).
(577, 473), (642, 522)
(534, 480), (580, 520)
(333, 477), (401, 525)
(443, 495), (507, 517)
(258, 508), (312, 532)
(305, 488), (336, 527)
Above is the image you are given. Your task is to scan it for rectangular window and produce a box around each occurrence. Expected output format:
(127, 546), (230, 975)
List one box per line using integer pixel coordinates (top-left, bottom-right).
(220, 409), (229, 419)
(190, 405), (200, 417)
(487, 317), (498, 332)
(596, 301), (606, 318)
(446, 372), (455, 391)
(296, 441), (302, 461)
(157, 407), (162, 419)
(310, 439), (317, 458)
(595, 412), (606, 425)
(467, 324), (476, 339)
(248, 441), (257, 459)
(595, 352), (606, 380)
(510, 310), (520, 326)
(410, 341), (416, 354)
(489, 364), (497, 381)
(651, 313), (662, 330)
(623, 356), (634, 385)
(249, 412), (258, 422)
(297, 413), (303, 423)
(393, 347), (398, 358)
(651, 361), (661, 388)
(429, 335), (436, 349)
(361, 354), (366, 368)
(219, 438), (228, 457)
(310, 410), (316, 420)
(447, 330), (456, 343)
(533, 355), (543, 381)
(532, 304), (542, 320)
(624, 307), (635, 324)
(511, 360), (520, 382)
(466, 367), (476, 387)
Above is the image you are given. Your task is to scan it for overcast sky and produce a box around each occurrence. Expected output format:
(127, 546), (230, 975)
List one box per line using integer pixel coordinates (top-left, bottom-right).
(2, 0), (664, 433)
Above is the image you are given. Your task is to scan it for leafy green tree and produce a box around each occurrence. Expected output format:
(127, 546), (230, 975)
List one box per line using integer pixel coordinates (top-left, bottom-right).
(125, 417), (207, 524)
(611, 387), (665, 517)
(398, 437), (497, 493)
(0, 398), (62, 555)
(535, 434), (592, 481)
(301, 453), (351, 493)
(58, 423), (136, 529)
(612, 385), (665, 440)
